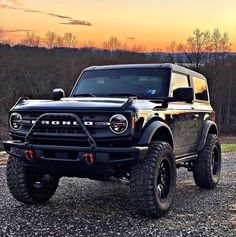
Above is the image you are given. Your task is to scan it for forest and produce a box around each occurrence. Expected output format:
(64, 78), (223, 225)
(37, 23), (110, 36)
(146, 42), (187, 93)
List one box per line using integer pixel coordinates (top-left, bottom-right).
(0, 28), (235, 144)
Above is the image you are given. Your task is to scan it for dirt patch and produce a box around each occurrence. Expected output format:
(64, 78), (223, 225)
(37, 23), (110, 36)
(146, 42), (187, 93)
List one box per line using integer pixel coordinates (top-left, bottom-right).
(0, 152), (7, 165)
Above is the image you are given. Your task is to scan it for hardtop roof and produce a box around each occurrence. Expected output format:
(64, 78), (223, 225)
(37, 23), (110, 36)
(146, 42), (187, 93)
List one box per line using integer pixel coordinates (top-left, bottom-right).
(84, 63), (205, 79)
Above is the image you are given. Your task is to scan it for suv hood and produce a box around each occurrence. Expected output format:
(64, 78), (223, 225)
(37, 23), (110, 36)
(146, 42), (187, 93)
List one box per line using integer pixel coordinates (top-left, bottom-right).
(13, 97), (131, 111)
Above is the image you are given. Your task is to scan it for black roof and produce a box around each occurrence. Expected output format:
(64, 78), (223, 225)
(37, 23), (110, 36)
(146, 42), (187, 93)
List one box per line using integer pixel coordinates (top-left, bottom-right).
(84, 63), (205, 79)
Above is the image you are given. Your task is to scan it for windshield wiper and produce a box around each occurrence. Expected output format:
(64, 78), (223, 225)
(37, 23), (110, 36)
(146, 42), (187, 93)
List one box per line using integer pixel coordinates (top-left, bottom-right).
(107, 93), (139, 97)
(72, 93), (96, 97)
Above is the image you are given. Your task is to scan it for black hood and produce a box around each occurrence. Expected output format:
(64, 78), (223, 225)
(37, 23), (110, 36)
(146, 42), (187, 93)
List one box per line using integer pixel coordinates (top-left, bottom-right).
(12, 97), (132, 112)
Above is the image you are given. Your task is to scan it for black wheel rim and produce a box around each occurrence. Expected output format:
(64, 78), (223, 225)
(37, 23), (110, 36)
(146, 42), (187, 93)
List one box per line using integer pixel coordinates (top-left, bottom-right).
(157, 159), (171, 200)
(30, 174), (52, 190)
(211, 146), (220, 178)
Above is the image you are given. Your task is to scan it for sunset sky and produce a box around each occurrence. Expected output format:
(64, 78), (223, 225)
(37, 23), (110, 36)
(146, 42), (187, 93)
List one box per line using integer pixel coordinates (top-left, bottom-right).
(0, 0), (236, 51)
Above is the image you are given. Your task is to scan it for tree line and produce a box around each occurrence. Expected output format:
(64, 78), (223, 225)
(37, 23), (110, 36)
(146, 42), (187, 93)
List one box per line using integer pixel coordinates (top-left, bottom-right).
(0, 29), (146, 52)
(0, 28), (235, 139)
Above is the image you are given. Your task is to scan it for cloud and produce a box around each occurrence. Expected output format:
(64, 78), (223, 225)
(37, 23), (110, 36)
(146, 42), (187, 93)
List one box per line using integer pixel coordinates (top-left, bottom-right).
(2, 29), (32, 33)
(23, 8), (41, 13)
(127, 37), (135, 40)
(60, 19), (92, 26)
(48, 13), (72, 20)
(0, 3), (92, 26)
(23, 9), (73, 20)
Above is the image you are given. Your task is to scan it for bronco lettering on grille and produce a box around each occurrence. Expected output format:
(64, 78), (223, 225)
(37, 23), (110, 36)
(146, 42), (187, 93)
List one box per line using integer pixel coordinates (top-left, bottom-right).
(31, 120), (94, 126)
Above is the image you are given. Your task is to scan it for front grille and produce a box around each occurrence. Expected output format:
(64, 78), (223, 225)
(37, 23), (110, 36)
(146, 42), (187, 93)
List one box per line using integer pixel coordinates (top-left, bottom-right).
(22, 112), (103, 137)
(33, 124), (96, 135)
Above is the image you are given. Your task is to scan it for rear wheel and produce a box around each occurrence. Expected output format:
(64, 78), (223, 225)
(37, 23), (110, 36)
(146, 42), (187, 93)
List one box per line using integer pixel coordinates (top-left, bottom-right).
(130, 141), (176, 218)
(6, 148), (59, 204)
(193, 134), (221, 189)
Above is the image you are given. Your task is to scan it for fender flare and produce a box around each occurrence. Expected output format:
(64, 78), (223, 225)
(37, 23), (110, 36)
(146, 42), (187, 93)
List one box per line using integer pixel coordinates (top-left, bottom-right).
(198, 120), (218, 151)
(138, 120), (174, 148)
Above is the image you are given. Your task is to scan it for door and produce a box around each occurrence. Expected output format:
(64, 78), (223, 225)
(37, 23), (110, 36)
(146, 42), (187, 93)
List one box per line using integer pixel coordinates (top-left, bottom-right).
(169, 102), (199, 156)
(168, 72), (198, 156)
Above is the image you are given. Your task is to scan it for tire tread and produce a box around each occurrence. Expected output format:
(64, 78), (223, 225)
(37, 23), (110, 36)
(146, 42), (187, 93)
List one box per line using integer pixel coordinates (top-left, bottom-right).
(6, 148), (58, 204)
(193, 134), (221, 189)
(130, 141), (176, 218)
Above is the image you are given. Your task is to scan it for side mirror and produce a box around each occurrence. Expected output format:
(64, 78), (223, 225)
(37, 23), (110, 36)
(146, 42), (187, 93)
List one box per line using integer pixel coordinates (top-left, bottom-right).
(173, 87), (194, 103)
(53, 88), (65, 100)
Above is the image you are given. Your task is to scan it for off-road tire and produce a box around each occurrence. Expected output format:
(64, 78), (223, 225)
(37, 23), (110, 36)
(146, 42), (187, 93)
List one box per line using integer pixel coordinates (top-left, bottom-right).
(193, 134), (221, 189)
(130, 141), (176, 218)
(6, 148), (59, 204)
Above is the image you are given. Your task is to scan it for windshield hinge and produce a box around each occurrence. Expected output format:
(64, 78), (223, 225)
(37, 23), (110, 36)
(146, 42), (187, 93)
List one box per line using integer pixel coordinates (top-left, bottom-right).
(121, 97), (137, 110)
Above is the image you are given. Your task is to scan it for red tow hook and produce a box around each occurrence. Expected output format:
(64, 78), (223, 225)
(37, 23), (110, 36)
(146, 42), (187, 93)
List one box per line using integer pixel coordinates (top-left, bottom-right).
(83, 153), (95, 165)
(24, 149), (34, 160)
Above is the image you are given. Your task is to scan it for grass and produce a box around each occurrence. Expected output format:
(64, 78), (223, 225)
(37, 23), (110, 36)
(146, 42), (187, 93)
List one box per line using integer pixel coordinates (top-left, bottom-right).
(221, 144), (236, 153)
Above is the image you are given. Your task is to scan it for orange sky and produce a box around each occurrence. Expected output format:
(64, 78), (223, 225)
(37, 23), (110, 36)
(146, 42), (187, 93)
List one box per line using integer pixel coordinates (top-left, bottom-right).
(0, 0), (236, 51)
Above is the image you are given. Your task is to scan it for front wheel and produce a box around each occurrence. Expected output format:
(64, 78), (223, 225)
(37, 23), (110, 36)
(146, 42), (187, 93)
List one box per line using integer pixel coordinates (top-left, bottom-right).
(130, 141), (176, 218)
(6, 148), (59, 204)
(193, 134), (221, 189)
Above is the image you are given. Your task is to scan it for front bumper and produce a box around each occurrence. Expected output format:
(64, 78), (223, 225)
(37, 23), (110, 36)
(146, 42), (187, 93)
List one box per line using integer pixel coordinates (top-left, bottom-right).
(3, 140), (148, 163)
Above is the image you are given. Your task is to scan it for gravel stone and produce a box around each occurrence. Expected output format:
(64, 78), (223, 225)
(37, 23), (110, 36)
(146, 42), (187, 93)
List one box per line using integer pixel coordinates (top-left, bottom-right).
(0, 152), (235, 236)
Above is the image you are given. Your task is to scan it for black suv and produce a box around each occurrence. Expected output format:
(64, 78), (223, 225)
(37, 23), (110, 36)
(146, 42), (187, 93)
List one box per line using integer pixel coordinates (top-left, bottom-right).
(3, 63), (221, 218)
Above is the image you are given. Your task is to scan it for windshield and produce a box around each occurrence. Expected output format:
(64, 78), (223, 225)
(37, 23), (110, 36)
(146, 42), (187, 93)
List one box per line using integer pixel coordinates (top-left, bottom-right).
(71, 68), (171, 99)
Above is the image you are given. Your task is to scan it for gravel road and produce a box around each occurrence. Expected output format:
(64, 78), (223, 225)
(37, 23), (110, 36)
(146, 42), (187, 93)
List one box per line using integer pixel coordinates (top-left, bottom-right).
(0, 152), (235, 237)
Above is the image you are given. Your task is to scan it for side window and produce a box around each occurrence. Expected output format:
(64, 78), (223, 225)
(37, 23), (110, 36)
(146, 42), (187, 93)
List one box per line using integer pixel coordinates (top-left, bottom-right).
(169, 73), (189, 96)
(192, 76), (208, 101)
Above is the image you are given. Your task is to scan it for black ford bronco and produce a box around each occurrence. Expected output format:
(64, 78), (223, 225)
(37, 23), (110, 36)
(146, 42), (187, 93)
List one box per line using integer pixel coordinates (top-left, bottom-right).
(3, 63), (221, 218)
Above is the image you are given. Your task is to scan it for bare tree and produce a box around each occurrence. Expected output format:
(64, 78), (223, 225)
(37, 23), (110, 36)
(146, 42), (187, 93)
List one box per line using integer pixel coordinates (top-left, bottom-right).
(185, 28), (211, 69)
(0, 27), (5, 43)
(221, 32), (231, 54)
(55, 35), (65, 47)
(165, 41), (177, 62)
(63, 32), (78, 48)
(54, 32), (78, 48)
(102, 36), (122, 51)
(211, 28), (231, 63)
(21, 32), (41, 47)
(210, 29), (231, 127)
(81, 40), (97, 48)
(166, 41), (177, 53)
(130, 44), (146, 53)
(45, 31), (57, 49)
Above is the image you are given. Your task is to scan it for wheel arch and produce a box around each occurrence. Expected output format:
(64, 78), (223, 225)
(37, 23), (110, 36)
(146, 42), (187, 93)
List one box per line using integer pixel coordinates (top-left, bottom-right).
(198, 120), (218, 151)
(138, 121), (174, 149)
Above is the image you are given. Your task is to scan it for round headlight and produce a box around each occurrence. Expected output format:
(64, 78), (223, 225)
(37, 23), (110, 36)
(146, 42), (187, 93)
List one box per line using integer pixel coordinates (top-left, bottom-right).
(109, 114), (128, 134)
(9, 112), (22, 130)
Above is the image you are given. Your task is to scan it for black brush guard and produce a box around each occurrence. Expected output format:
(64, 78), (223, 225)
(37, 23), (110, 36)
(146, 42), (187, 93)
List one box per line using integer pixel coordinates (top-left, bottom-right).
(3, 113), (148, 163)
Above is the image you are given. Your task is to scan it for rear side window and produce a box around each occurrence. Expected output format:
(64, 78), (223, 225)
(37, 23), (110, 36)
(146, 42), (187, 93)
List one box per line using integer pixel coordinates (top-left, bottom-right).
(192, 76), (208, 101)
(169, 73), (189, 96)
